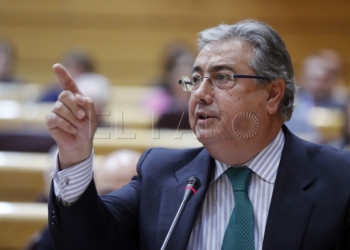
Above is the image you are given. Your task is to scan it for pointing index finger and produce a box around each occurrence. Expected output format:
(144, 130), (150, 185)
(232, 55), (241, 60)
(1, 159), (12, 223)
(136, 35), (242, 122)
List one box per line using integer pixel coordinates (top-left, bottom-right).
(53, 63), (81, 94)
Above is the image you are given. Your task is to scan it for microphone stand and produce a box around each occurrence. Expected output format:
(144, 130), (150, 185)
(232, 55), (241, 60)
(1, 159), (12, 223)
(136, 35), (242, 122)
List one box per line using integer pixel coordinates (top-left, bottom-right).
(160, 199), (188, 250)
(160, 176), (200, 250)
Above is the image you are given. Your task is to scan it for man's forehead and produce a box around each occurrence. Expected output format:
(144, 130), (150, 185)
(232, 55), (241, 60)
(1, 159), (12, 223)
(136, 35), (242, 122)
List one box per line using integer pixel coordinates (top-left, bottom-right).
(200, 38), (249, 51)
(193, 39), (253, 72)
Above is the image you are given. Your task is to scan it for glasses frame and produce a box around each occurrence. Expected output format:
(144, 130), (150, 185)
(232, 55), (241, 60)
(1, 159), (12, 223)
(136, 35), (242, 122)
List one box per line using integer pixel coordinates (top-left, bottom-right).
(178, 74), (270, 92)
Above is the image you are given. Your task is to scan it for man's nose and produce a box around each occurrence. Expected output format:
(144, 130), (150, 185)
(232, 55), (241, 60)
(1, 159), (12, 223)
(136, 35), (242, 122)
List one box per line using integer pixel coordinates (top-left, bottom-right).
(192, 77), (214, 104)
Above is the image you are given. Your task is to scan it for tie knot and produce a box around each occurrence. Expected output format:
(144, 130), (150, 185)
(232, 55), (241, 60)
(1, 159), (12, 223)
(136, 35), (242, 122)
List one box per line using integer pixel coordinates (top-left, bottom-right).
(225, 167), (252, 192)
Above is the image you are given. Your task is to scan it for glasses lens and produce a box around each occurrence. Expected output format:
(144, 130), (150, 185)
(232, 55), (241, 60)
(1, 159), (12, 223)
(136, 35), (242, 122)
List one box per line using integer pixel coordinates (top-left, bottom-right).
(214, 73), (234, 89)
(183, 83), (192, 91)
(179, 76), (192, 92)
(191, 75), (201, 84)
(217, 73), (229, 82)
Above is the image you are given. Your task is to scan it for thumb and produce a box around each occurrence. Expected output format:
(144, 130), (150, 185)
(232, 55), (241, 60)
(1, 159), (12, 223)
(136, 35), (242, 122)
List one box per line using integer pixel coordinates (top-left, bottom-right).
(53, 63), (82, 95)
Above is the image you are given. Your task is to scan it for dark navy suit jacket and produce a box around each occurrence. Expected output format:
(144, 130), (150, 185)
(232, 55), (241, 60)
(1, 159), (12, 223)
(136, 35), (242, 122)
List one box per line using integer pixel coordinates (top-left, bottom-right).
(48, 126), (350, 249)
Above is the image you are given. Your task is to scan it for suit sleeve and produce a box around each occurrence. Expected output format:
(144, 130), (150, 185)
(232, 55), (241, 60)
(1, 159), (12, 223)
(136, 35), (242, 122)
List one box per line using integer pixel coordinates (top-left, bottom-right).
(346, 201), (350, 249)
(48, 148), (152, 250)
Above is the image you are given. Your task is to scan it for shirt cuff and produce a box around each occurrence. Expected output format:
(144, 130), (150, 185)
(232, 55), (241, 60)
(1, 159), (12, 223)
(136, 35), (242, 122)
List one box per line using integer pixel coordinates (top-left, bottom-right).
(51, 150), (94, 205)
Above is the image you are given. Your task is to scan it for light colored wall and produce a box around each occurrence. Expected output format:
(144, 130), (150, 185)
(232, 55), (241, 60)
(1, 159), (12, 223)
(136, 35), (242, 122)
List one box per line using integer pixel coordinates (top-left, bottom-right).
(0, 0), (349, 86)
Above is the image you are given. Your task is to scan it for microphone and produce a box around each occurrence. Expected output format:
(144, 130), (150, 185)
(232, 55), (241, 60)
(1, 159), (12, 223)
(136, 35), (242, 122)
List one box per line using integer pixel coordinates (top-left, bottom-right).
(160, 176), (201, 250)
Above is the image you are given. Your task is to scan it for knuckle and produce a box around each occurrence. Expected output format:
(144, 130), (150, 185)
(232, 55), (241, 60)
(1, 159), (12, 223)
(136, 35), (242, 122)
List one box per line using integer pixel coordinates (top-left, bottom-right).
(85, 97), (94, 105)
(53, 101), (64, 112)
(45, 113), (52, 124)
(58, 90), (72, 100)
(45, 112), (56, 127)
(64, 121), (73, 131)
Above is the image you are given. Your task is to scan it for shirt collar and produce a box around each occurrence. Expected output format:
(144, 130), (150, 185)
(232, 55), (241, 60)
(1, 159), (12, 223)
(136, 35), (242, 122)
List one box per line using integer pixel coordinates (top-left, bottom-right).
(213, 129), (285, 184)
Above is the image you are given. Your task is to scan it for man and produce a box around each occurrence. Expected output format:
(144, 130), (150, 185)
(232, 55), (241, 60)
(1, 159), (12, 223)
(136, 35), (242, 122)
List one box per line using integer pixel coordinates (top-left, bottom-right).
(46, 20), (350, 249)
(0, 39), (24, 83)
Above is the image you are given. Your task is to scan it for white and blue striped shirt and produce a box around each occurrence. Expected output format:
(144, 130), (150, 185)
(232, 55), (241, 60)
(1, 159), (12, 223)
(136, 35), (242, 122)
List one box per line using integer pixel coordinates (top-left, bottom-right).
(187, 129), (285, 250)
(52, 151), (94, 204)
(53, 130), (284, 249)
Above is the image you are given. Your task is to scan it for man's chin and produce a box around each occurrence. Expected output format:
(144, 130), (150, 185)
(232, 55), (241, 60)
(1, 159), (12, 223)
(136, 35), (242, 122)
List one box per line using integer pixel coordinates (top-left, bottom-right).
(194, 125), (235, 145)
(194, 128), (220, 145)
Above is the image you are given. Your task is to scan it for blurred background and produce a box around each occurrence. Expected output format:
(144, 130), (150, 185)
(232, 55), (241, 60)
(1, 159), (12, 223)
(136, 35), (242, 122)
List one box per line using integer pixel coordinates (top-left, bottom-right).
(0, 0), (349, 86)
(0, 0), (349, 249)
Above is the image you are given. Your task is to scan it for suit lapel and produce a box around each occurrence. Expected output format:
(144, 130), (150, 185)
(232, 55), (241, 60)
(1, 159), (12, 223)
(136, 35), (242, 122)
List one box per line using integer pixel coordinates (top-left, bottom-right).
(156, 148), (214, 250)
(263, 126), (316, 250)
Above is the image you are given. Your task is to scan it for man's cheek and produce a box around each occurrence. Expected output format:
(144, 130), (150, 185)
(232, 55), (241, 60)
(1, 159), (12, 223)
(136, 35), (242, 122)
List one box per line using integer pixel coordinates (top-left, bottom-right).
(232, 111), (260, 139)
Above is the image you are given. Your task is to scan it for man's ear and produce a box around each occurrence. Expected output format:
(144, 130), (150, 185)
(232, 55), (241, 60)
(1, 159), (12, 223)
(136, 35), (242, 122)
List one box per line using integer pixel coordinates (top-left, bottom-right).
(266, 78), (285, 115)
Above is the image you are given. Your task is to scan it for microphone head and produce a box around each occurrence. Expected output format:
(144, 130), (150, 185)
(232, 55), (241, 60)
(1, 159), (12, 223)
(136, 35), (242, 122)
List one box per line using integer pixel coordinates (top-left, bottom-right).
(183, 176), (201, 202)
(187, 176), (201, 191)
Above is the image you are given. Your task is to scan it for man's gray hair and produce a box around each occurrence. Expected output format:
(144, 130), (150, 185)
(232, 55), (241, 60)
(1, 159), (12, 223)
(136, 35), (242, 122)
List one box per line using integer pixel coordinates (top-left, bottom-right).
(197, 20), (297, 121)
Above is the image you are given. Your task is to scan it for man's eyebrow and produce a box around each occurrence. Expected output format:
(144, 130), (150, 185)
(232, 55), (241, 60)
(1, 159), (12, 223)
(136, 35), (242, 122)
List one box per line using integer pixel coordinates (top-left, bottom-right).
(211, 65), (235, 72)
(192, 66), (202, 73)
(192, 65), (235, 74)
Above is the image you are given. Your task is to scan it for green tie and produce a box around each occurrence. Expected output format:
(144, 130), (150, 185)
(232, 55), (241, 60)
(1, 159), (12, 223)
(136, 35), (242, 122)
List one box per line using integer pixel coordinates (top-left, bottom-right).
(221, 167), (254, 250)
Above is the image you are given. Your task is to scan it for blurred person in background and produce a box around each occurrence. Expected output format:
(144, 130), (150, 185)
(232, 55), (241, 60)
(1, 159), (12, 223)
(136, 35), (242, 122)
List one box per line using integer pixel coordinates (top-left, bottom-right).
(286, 52), (346, 148)
(343, 104), (350, 150)
(299, 54), (343, 108)
(142, 41), (196, 129)
(38, 48), (96, 102)
(94, 150), (140, 194)
(318, 49), (350, 150)
(25, 149), (141, 250)
(0, 39), (25, 83)
(319, 48), (348, 105)
(74, 72), (111, 126)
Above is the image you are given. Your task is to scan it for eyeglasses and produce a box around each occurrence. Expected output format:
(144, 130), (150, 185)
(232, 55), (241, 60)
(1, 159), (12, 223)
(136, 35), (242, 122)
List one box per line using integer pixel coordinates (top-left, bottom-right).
(178, 73), (270, 92)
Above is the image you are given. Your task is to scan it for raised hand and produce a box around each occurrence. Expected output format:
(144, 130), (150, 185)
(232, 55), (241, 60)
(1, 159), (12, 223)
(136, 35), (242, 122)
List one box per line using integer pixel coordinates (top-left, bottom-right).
(45, 64), (98, 169)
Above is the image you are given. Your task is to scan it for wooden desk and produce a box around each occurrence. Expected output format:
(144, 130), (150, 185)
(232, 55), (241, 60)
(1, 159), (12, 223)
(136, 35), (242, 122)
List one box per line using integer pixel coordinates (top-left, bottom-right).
(0, 129), (200, 199)
(0, 101), (52, 130)
(93, 127), (202, 155)
(0, 152), (48, 202)
(0, 85), (168, 130)
(0, 202), (47, 250)
(0, 151), (104, 202)
(0, 83), (42, 102)
(110, 85), (155, 104)
(103, 102), (154, 128)
(0, 101), (155, 130)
